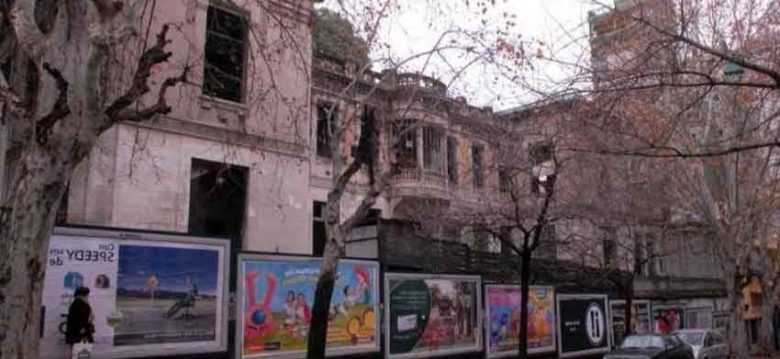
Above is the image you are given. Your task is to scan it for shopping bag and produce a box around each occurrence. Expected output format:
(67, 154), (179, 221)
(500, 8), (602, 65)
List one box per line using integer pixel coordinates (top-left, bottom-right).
(72, 340), (93, 359)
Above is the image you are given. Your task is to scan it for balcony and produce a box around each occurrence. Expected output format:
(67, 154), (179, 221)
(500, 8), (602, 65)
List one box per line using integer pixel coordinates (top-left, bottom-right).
(389, 166), (451, 200)
(395, 73), (447, 98)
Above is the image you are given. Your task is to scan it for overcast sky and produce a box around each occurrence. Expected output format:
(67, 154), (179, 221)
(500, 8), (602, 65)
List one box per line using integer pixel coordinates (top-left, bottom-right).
(320, 0), (608, 110)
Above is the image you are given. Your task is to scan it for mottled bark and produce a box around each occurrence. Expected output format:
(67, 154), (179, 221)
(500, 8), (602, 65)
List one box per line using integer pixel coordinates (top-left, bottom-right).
(0, 1), (185, 357)
(725, 267), (749, 355)
(306, 240), (340, 359)
(0, 148), (74, 359)
(307, 107), (387, 359)
(758, 295), (776, 354)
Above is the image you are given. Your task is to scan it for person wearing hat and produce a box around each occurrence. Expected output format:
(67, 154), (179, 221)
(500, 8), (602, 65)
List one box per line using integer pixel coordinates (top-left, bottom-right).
(65, 286), (94, 357)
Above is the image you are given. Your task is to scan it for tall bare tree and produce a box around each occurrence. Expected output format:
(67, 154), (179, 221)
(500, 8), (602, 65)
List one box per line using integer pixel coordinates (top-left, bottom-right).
(0, 1), (192, 356)
(536, 0), (780, 354)
(304, 1), (527, 356)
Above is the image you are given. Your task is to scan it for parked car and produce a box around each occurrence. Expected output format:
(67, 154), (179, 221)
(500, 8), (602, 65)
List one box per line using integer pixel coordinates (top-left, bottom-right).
(604, 334), (694, 359)
(672, 329), (728, 359)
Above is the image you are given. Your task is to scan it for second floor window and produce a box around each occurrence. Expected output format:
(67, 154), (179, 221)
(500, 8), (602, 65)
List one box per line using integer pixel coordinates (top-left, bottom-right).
(316, 102), (337, 158)
(203, 6), (247, 103)
(447, 136), (458, 184)
(472, 143), (484, 188)
(423, 127), (445, 173)
(392, 120), (418, 167)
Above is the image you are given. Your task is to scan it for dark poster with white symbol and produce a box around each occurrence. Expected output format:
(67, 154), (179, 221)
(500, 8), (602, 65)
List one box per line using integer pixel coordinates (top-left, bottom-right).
(556, 294), (611, 358)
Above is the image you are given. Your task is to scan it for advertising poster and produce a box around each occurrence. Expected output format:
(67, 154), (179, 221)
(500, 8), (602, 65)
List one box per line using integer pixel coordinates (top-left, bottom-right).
(384, 273), (482, 359)
(610, 300), (651, 346)
(40, 228), (229, 359)
(237, 255), (380, 358)
(485, 285), (556, 358)
(653, 307), (685, 334)
(556, 294), (611, 358)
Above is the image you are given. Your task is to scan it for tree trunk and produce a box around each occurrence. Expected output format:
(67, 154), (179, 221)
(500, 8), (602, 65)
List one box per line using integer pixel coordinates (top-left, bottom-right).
(0, 149), (72, 358)
(726, 270), (749, 355)
(307, 239), (341, 359)
(624, 279), (634, 338)
(517, 250), (531, 359)
(758, 292), (777, 355)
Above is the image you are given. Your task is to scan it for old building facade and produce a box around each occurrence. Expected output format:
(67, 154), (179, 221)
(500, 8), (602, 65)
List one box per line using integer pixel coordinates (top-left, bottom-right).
(50, 0), (729, 341)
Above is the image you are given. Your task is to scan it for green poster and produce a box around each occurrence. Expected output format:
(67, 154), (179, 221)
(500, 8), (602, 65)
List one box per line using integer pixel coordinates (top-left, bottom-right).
(385, 273), (482, 359)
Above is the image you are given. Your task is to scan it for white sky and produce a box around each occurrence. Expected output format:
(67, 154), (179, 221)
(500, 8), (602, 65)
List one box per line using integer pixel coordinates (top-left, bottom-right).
(320, 0), (609, 110)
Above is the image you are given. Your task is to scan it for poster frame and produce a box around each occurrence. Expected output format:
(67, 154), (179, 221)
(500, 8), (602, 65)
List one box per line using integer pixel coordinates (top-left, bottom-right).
(47, 226), (231, 359)
(651, 303), (686, 334)
(556, 293), (612, 359)
(383, 272), (484, 359)
(609, 299), (651, 346)
(483, 284), (557, 358)
(235, 253), (381, 359)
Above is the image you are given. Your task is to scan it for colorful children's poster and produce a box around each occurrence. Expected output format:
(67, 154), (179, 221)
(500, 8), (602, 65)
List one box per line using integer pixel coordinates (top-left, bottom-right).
(485, 285), (556, 358)
(384, 273), (483, 359)
(237, 255), (380, 358)
(40, 227), (229, 359)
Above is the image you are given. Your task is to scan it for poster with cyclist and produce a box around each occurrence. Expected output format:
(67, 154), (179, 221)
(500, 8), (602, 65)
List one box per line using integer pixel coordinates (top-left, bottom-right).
(39, 227), (229, 358)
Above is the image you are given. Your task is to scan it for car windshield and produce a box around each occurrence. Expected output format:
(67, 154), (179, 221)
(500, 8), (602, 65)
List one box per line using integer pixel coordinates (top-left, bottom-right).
(621, 335), (665, 349)
(675, 332), (703, 345)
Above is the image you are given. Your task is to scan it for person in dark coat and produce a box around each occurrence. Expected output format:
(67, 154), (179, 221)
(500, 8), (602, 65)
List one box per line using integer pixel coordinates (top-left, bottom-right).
(65, 286), (94, 349)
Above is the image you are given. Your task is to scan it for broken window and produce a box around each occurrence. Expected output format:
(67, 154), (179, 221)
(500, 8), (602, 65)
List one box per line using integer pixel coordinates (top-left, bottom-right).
(188, 159), (248, 251)
(499, 167), (512, 192)
(313, 201), (326, 256)
(471, 143), (484, 188)
(447, 136), (459, 184)
(423, 126), (445, 173)
(203, 5), (247, 102)
(316, 102), (337, 159)
(392, 120), (418, 167)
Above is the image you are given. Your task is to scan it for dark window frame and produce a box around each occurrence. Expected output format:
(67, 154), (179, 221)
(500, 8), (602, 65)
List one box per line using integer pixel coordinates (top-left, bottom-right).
(392, 119), (418, 167)
(447, 136), (459, 184)
(422, 126), (444, 173)
(498, 167), (512, 192)
(316, 102), (338, 159)
(203, 4), (249, 103)
(471, 142), (485, 188)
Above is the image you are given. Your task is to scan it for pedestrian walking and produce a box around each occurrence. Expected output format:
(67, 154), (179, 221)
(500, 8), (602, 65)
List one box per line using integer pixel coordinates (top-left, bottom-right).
(66, 286), (94, 358)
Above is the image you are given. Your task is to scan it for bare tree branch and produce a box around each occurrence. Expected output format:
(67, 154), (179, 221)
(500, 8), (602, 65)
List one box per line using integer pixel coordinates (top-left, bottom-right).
(115, 65), (190, 123)
(35, 63), (69, 144)
(9, 0), (49, 60)
(104, 24), (173, 121)
(568, 140), (780, 159)
(634, 15), (780, 88)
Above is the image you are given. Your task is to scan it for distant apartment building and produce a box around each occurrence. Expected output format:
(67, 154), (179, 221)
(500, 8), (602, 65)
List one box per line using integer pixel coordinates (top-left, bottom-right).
(587, 0), (727, 332)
